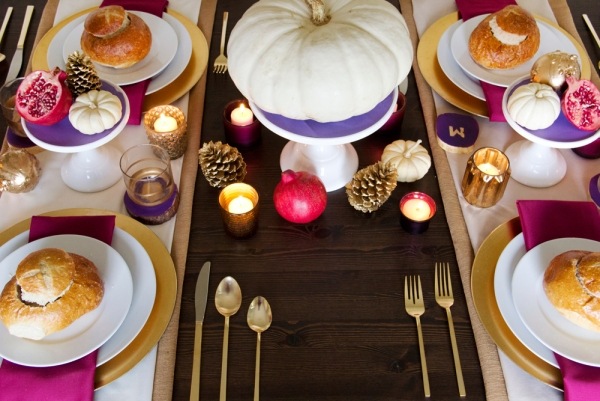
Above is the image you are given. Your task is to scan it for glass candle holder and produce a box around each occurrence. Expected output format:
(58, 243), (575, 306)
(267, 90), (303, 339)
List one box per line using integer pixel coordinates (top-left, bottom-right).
(143, 105), (188, 159)
(120, 144), (180, 225)
(399, 192), (437, 234)
(461, 147), (511, 208)
(379, 91), (406, 133)
(219, 182), (259, 238)
(223, 99), (261, 147)
(1, 78), (28, 140)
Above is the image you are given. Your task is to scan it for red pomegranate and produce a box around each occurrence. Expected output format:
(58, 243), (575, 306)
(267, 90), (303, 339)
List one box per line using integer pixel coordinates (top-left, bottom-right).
(561, 77), (600, 132)
(16, 68), (73, 126)
(273, 170), (327, 224)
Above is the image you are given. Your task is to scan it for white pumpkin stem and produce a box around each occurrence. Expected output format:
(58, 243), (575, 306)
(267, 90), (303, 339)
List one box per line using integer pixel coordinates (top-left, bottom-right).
(404, 139), (422, 158)
(305, 0), (331, 26)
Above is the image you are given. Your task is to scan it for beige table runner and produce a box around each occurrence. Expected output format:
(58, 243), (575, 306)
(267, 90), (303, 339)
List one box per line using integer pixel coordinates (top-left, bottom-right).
(399, 0), (599, 400)
(27, 1), (216, 400)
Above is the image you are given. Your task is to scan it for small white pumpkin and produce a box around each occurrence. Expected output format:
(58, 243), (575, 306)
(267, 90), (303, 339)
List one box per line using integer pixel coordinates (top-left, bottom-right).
(506, 82), (560, 130)
(69, 90), (122, 135)
(227, 0), (413, 122)
(381, 139), (431, 183)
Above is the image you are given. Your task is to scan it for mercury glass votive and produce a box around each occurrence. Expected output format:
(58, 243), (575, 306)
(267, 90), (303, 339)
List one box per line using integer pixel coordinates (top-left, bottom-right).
(223, 99), (261, 147)
(219, 182), (259, 238)
(399, 192), (437, 234)
(120, 144), (180, 225)
(461, 147), (511, 208)
(143, 105), (188, 159)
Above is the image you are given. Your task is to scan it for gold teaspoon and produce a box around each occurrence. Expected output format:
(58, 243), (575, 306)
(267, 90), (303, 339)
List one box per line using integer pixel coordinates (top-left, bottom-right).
(215, 276), (242, 401)
(247, 296), (273, 401)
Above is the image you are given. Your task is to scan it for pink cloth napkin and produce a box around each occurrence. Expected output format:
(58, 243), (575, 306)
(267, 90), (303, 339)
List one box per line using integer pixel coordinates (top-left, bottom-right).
(0, 215), (116, 401)
(455, 0), (517, 122)
(517, 200), (600, 401)
(100, 0), (169, 124)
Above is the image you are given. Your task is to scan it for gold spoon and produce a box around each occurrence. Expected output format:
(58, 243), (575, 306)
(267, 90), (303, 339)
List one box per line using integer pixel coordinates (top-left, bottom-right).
(215, 276), (242, 401)
(582, 14), (600, 69)
(247, 296), (272, 401)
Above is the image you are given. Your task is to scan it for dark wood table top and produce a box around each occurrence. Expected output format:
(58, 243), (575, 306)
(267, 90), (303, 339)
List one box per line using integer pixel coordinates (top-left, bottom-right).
(0, 1), (597, 400)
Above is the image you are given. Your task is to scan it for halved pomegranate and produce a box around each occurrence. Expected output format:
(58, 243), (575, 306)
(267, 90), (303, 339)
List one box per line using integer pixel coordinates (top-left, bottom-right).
(16, 68), (73, 126)
(561, 77), (600, 132)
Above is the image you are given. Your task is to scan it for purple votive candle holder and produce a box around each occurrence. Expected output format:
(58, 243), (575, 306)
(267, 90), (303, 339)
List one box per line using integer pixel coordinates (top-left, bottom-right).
(399, 192), (437, 234)
(379, 91), (406, 132)
(573, 138), (600, 159)
(223, 99), (262, 147)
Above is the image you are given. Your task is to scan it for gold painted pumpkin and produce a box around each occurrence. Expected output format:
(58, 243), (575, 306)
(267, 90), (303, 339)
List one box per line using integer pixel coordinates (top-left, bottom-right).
(381, 139), (431, 183)
(506, 82), (560, 130)
(227, 0), (413, 122)
(69, 90), (122, 135)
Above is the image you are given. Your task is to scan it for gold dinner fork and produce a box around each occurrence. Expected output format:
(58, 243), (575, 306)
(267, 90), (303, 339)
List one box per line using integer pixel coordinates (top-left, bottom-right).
(435, 263), (466, 397)
(404, 275), (430, 398)
(213, 11), (229, 74)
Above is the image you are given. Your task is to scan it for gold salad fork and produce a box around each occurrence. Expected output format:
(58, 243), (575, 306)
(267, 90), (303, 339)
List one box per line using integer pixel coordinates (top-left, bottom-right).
(435, 263), (466, 397)
(213, 11), (229, 74)
(405, 275), (430, 397)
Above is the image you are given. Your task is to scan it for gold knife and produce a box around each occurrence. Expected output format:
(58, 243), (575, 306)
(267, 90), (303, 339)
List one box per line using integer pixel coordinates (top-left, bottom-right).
(190, 261), (211, 401)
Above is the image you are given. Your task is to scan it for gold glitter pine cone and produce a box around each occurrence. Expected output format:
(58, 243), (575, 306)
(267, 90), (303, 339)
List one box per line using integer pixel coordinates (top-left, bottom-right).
(346, 161), (398, 213)
(66, 51), (102, 97)
(199, 141), (247, 188)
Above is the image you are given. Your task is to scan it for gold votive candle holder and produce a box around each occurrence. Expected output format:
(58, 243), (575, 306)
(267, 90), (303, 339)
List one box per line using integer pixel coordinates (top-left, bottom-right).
(219, 182), (259, 238)
(143, 105), (188, 159)
(461, 147), (511, 208)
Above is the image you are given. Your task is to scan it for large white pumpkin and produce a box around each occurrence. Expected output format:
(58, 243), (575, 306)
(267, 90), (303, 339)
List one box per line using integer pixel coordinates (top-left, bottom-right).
(227, 0), (413, 123)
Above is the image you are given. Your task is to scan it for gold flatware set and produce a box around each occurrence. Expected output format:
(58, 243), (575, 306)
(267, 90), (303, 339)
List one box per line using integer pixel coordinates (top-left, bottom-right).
(213, 11), (229, 74)
(405, 264), (465, 398)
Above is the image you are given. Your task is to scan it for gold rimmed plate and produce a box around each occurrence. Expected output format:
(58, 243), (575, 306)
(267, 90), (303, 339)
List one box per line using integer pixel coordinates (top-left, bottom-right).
(417, 12), (591, 118)
(471, 217), (563, 391)
(0, 208), (177, 389)
(31, 8), (208, 111)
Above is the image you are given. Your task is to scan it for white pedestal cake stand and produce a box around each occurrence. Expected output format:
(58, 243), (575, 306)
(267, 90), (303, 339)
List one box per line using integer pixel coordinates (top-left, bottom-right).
(502, 77), (600, 188)
(23, 81), (130, 192)
(250, 88), (398, 192)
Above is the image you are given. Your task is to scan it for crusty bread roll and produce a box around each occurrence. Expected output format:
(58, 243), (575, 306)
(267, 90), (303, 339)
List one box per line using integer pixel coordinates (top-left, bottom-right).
(81, 5), (152, 69)
(543, 250), (600, 332)
(468, 5), (540, 70)
(0, 250), (104, 340)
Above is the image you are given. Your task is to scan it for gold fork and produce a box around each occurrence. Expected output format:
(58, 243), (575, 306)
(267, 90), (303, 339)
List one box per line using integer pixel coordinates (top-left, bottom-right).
(405, 275), (430, 398)
(213, 11), (229, 74)
(435, 263), (466, 397)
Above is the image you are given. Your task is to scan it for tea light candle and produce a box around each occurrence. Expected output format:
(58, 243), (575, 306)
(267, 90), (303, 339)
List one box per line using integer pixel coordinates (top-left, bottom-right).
(231, 103), (254, 126)
(477, 162), (500, 175)
(399, 192), (436, 234)
(228, 195), (254, 214)
(153, 113), (178, 132)
(219, 183), (260, 238)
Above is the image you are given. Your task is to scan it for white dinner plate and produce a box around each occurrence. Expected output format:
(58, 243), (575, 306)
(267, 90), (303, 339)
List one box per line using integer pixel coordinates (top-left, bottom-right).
(437, 18), (485, 100)
(61, 11), (178, 86)
(512, 238), (600, 366)
(450, 14), (581, 87)
(494, 233), (557, 367)
(0, 228), (156, 366)
(0, 235), (133, 367)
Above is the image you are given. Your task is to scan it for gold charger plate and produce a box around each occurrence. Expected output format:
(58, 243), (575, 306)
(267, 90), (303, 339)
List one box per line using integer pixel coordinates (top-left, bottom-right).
(31, 8), (208, 112)
(471, 217), (563, 390)
(417, 12), (591, 118)
(0, 208), (177, 389)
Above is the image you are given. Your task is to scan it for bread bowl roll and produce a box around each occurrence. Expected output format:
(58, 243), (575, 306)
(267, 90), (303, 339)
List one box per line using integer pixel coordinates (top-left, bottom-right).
(0, 250), (104, 340)
(81, 5), (152, 69)
(543, 250), (600, 332)
(468, 5), (540, 70)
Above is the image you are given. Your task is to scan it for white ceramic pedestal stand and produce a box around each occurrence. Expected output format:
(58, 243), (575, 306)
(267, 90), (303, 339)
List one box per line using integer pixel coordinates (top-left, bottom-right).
(250, 88), (398, 192)
(22, 82), (130, 193)
(502, 78), (600, 188)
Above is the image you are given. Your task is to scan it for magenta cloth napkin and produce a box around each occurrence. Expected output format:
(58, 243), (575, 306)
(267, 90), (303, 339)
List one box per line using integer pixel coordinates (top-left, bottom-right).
(455, 0), (517, 122)
(100, 0), (169, 124)
(516, 200), (600, 401)
(0, 215), (116, 401)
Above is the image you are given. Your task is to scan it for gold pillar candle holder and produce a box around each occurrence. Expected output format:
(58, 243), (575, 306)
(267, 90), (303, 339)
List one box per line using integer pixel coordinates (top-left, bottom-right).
(143, 105), (188, 159)
(219, 182), (259, 238)
(461, 147), (511, 208)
